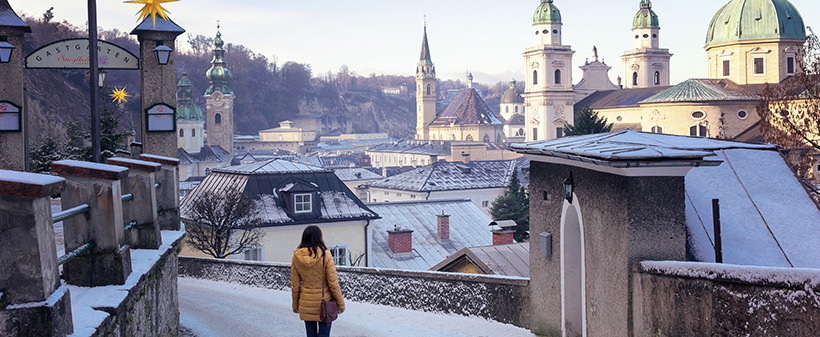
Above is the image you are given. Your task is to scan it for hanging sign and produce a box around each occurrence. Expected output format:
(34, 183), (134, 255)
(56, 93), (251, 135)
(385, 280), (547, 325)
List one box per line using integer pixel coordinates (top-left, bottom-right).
(25, 38), (139, 70)
(0, 101), (22, 132)
(146, 103), (176, 132)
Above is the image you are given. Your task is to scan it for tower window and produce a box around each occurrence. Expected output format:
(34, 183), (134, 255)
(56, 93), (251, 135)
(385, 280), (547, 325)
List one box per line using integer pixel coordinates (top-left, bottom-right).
(737, 110), (748, 119)
(533, 70), (538, 85)
(633, 72), (638, 86)
(483, 134), (490, 143)
(515, 106), (519, 113)
(556, 127), (563, 138)
(787, 57), (795, 74)
(651, 125), (663, 134)
(722, 60), (731, 77)
(542, 30), (548, 34)
(652, 34), (657, 38)
(635, 35), (639, 39)
(518, 128), (524, 136)
(506, 106), (509, 113)
(215, 113), (222, 124)
(654, 71), (660, 85)
(533, 128), (538, 141)
(179, 129), (184, 137)
(426, 84), (431, 96)
(643, 34), (649, 38)
(191, 129), (196, 137)
(554, 69), (561, 85)
(535, 31), (539, 35)
(553, 29), (558, 34)
(754, 58), (764, 75)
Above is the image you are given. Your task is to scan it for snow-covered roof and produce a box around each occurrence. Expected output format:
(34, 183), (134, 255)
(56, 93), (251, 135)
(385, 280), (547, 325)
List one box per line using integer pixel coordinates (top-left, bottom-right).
(365, 160), (517, 192)
(215, 158), (327, 175)
(368, 199), (493, 271)
(430, 242), (530, 277)
(511, 129), (774, 166)
(333, 167), (383, 182)
(685, 148), (820, 269)
(367, 140), (451, 156)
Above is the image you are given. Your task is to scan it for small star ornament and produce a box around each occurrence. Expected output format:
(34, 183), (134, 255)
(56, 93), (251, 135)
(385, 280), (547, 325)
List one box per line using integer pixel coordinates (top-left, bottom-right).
(110, 87), (131, 105)
(125, 0), (179, 28)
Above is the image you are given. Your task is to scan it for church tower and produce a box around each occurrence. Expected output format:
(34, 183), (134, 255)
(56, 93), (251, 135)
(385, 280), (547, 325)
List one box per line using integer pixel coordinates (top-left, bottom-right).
(204, 26), (235, 152)
(622, 0), (672, 88)
(523, 0), (575, 141)
(416, 24), (437, 140)
(176, 72), (205, 153)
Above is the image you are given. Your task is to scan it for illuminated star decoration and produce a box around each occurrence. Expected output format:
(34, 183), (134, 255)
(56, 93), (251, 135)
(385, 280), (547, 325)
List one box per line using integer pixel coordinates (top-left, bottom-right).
(110, 87), (131, 105)
(125, 0), (179, 28)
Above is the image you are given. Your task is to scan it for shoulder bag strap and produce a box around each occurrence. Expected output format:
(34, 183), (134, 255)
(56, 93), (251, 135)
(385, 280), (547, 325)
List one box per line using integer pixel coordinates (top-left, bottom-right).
(321, 251), (325, 299)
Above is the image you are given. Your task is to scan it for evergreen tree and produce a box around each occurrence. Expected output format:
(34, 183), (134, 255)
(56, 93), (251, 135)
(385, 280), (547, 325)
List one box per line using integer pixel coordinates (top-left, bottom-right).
(490, 172), (530, 242)
(29, 124), (68, 173)
(563, 106), (613, 136)
(65, 88), (134, 162)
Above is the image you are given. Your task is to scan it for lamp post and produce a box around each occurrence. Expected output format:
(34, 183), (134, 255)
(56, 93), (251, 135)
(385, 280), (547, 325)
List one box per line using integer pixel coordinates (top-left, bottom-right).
(88, 0), (101, 162)
(563, 172), (574, 204)
(0, 37), (14, 63)
(153, 41), (172, 65)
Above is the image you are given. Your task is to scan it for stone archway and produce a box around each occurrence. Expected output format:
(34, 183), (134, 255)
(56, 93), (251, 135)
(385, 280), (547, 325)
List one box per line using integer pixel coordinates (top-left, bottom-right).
(561, 195), (585, 337)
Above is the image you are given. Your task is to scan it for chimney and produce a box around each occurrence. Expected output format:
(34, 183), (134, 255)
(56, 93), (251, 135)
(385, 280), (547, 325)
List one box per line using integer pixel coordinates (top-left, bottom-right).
(429, 154), (438, 164)
(437, 211), (450, 241)
(461, 152), (470, 164)
(388, 225), (414, 254)
(491, 220), (517, 245)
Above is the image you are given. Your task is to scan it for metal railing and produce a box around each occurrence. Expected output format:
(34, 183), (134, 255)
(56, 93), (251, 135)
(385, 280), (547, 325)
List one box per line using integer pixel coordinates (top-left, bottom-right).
(52, 204), (90, 223)
(57, 241), (95, 266)
(121, 193), (134, 202)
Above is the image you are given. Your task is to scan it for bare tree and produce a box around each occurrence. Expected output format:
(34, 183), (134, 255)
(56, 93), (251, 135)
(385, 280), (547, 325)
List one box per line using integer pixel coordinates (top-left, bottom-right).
(185, 187), (265, 259)
(759, 30), (820, 180)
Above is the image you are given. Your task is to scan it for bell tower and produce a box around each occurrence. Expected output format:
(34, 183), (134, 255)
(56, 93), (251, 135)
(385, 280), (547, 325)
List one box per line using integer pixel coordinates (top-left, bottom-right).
(416, 23), (437, 140)
(523, 0), (576, 142)
(622, 0), (672, 88)
(204, 25), (235, 152)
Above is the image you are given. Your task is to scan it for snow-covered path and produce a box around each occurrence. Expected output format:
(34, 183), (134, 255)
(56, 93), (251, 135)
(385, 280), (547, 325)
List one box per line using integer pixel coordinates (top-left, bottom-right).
(179, 277), (536, 337)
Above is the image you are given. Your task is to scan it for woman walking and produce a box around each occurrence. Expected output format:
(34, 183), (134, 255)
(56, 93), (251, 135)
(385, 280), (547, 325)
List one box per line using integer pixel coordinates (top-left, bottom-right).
(291, 225), (345, 337)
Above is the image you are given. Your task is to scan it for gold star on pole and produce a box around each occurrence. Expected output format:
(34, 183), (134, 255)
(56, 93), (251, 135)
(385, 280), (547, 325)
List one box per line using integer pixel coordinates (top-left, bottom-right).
(125, 0), (179, 28)
(110, 87), (131, 105)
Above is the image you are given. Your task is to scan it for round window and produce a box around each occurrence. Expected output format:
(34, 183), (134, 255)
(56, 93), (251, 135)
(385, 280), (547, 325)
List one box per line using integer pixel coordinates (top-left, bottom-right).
(543, 30), (548, 34)
(643, 34), (649, 38)
(691, 111), (706, 119)
(535, 31), (539, 35)
(616, 116), (623, 122)
(652, 34), (657, 38)
(737, 110), (748, 119)
(553, 29), (558, 34)
(635, 35), (639, 39)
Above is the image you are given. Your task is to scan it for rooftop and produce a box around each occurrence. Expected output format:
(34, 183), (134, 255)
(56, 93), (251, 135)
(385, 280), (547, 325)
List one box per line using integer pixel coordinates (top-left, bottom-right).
(333, 167), (383, 181)
(366, 160), (518, 192)
(641, 79), (760, 104)
(431, 242), (530, 277)
(429, 88), (502, 127)
(367, 140), (451, 156)
(367, 199), (493, 271)
(574, 86), (670, 111)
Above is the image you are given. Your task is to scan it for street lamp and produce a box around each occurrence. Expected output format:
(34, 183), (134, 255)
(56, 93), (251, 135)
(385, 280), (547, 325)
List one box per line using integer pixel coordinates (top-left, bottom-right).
(563, 172), (574, 204)
(0, 37), (15, 63)
(153, 41), (172, 65)
(98, 69), (107, 89)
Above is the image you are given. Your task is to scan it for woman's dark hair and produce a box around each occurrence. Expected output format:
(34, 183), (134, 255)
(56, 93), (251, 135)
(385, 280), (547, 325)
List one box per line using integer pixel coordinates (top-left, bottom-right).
(298, 225), (327, 258)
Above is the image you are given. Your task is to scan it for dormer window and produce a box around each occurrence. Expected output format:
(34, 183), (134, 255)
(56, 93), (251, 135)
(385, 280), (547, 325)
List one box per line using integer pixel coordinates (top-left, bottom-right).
(294, 193), (312, 213)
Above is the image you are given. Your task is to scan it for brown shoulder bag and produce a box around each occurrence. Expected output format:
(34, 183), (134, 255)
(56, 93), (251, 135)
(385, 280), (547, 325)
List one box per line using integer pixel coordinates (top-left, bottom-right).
(320, 253), (339, 324)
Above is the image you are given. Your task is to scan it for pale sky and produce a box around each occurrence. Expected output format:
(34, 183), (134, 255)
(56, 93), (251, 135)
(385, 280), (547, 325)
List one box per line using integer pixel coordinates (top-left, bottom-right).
(10, 0), (820, 86)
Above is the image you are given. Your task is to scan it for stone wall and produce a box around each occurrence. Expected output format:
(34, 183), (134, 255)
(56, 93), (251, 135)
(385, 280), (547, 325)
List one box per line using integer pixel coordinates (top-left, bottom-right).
(634, 261), (820, 337)
(179, 256), (530, 328)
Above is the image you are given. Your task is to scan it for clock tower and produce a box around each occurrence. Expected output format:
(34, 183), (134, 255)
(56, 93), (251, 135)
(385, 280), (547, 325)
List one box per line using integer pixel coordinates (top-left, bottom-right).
(204, 26), (235, 152)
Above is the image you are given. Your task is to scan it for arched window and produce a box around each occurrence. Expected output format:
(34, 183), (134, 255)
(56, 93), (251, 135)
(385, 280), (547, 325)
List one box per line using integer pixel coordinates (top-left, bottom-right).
(555, 69), (561, 85)
(689, 124), (708, 137)
(519, 128), (524, 136)
(450, 134), (456, 140)
(654, 71), (660, 85)
(505, 106), (509, 113)
(533, 70), (538, 85)
(215, 113), (222, 124)
(496, 134), (502, 143)
(465, 134), (473, 141)
(426, 84), (431, 96)
(651, 125), (663, 134)
(191, 129), (196, 137)
(515, 106), (519, 113)
(179, 129), (184, 137)
(483, 134), (490, 143)
(632, 72), (638, 86)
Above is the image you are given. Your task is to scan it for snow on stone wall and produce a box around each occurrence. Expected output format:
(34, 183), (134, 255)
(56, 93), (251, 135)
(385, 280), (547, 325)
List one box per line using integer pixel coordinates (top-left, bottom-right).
(635, 261), (820, 336)
(178, 257), (530, 328)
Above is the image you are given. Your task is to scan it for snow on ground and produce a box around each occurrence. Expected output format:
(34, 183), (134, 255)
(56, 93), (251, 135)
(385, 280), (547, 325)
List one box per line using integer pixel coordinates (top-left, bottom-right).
(179, 277), (536, 337)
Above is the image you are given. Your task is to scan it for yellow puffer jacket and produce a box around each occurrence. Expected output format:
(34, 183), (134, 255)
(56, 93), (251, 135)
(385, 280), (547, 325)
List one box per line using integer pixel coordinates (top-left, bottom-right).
(291, 248), (345, 321)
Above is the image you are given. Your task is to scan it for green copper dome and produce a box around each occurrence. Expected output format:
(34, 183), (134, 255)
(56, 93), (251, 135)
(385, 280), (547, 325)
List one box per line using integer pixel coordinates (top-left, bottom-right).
(205, 30), (233, 95)
(500, 79), (524, 104)
(633, 0), (659, 29)
(533, 0), (561, 25)
(177, 72), (204, 121)
(706, 0), (805, 47)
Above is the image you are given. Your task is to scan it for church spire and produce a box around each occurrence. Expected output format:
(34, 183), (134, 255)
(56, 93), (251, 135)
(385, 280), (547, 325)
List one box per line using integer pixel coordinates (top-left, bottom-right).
(205, 24), (233, 95)
(419, 25), (433, 66)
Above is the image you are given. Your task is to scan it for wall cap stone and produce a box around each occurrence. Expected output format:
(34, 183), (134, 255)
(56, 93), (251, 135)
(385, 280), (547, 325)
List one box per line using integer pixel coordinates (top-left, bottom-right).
(140, 154), (180, 167)
(52, 160), (128, 180)
(0, 170), (65, 198)
(107, 157), (161, 173)
(638, 261), (820, 289)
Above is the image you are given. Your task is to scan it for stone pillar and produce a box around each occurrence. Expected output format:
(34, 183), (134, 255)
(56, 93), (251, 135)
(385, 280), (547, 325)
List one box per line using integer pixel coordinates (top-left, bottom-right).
(0, 170), (73, 336)
(51, 160), (132, 286)
(131, 17), (185, 158)
(140, 154), (180, 230)
(106, 157), (162, 249)
(0, 2), (31, 171)
(129, 141), (143, 159)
